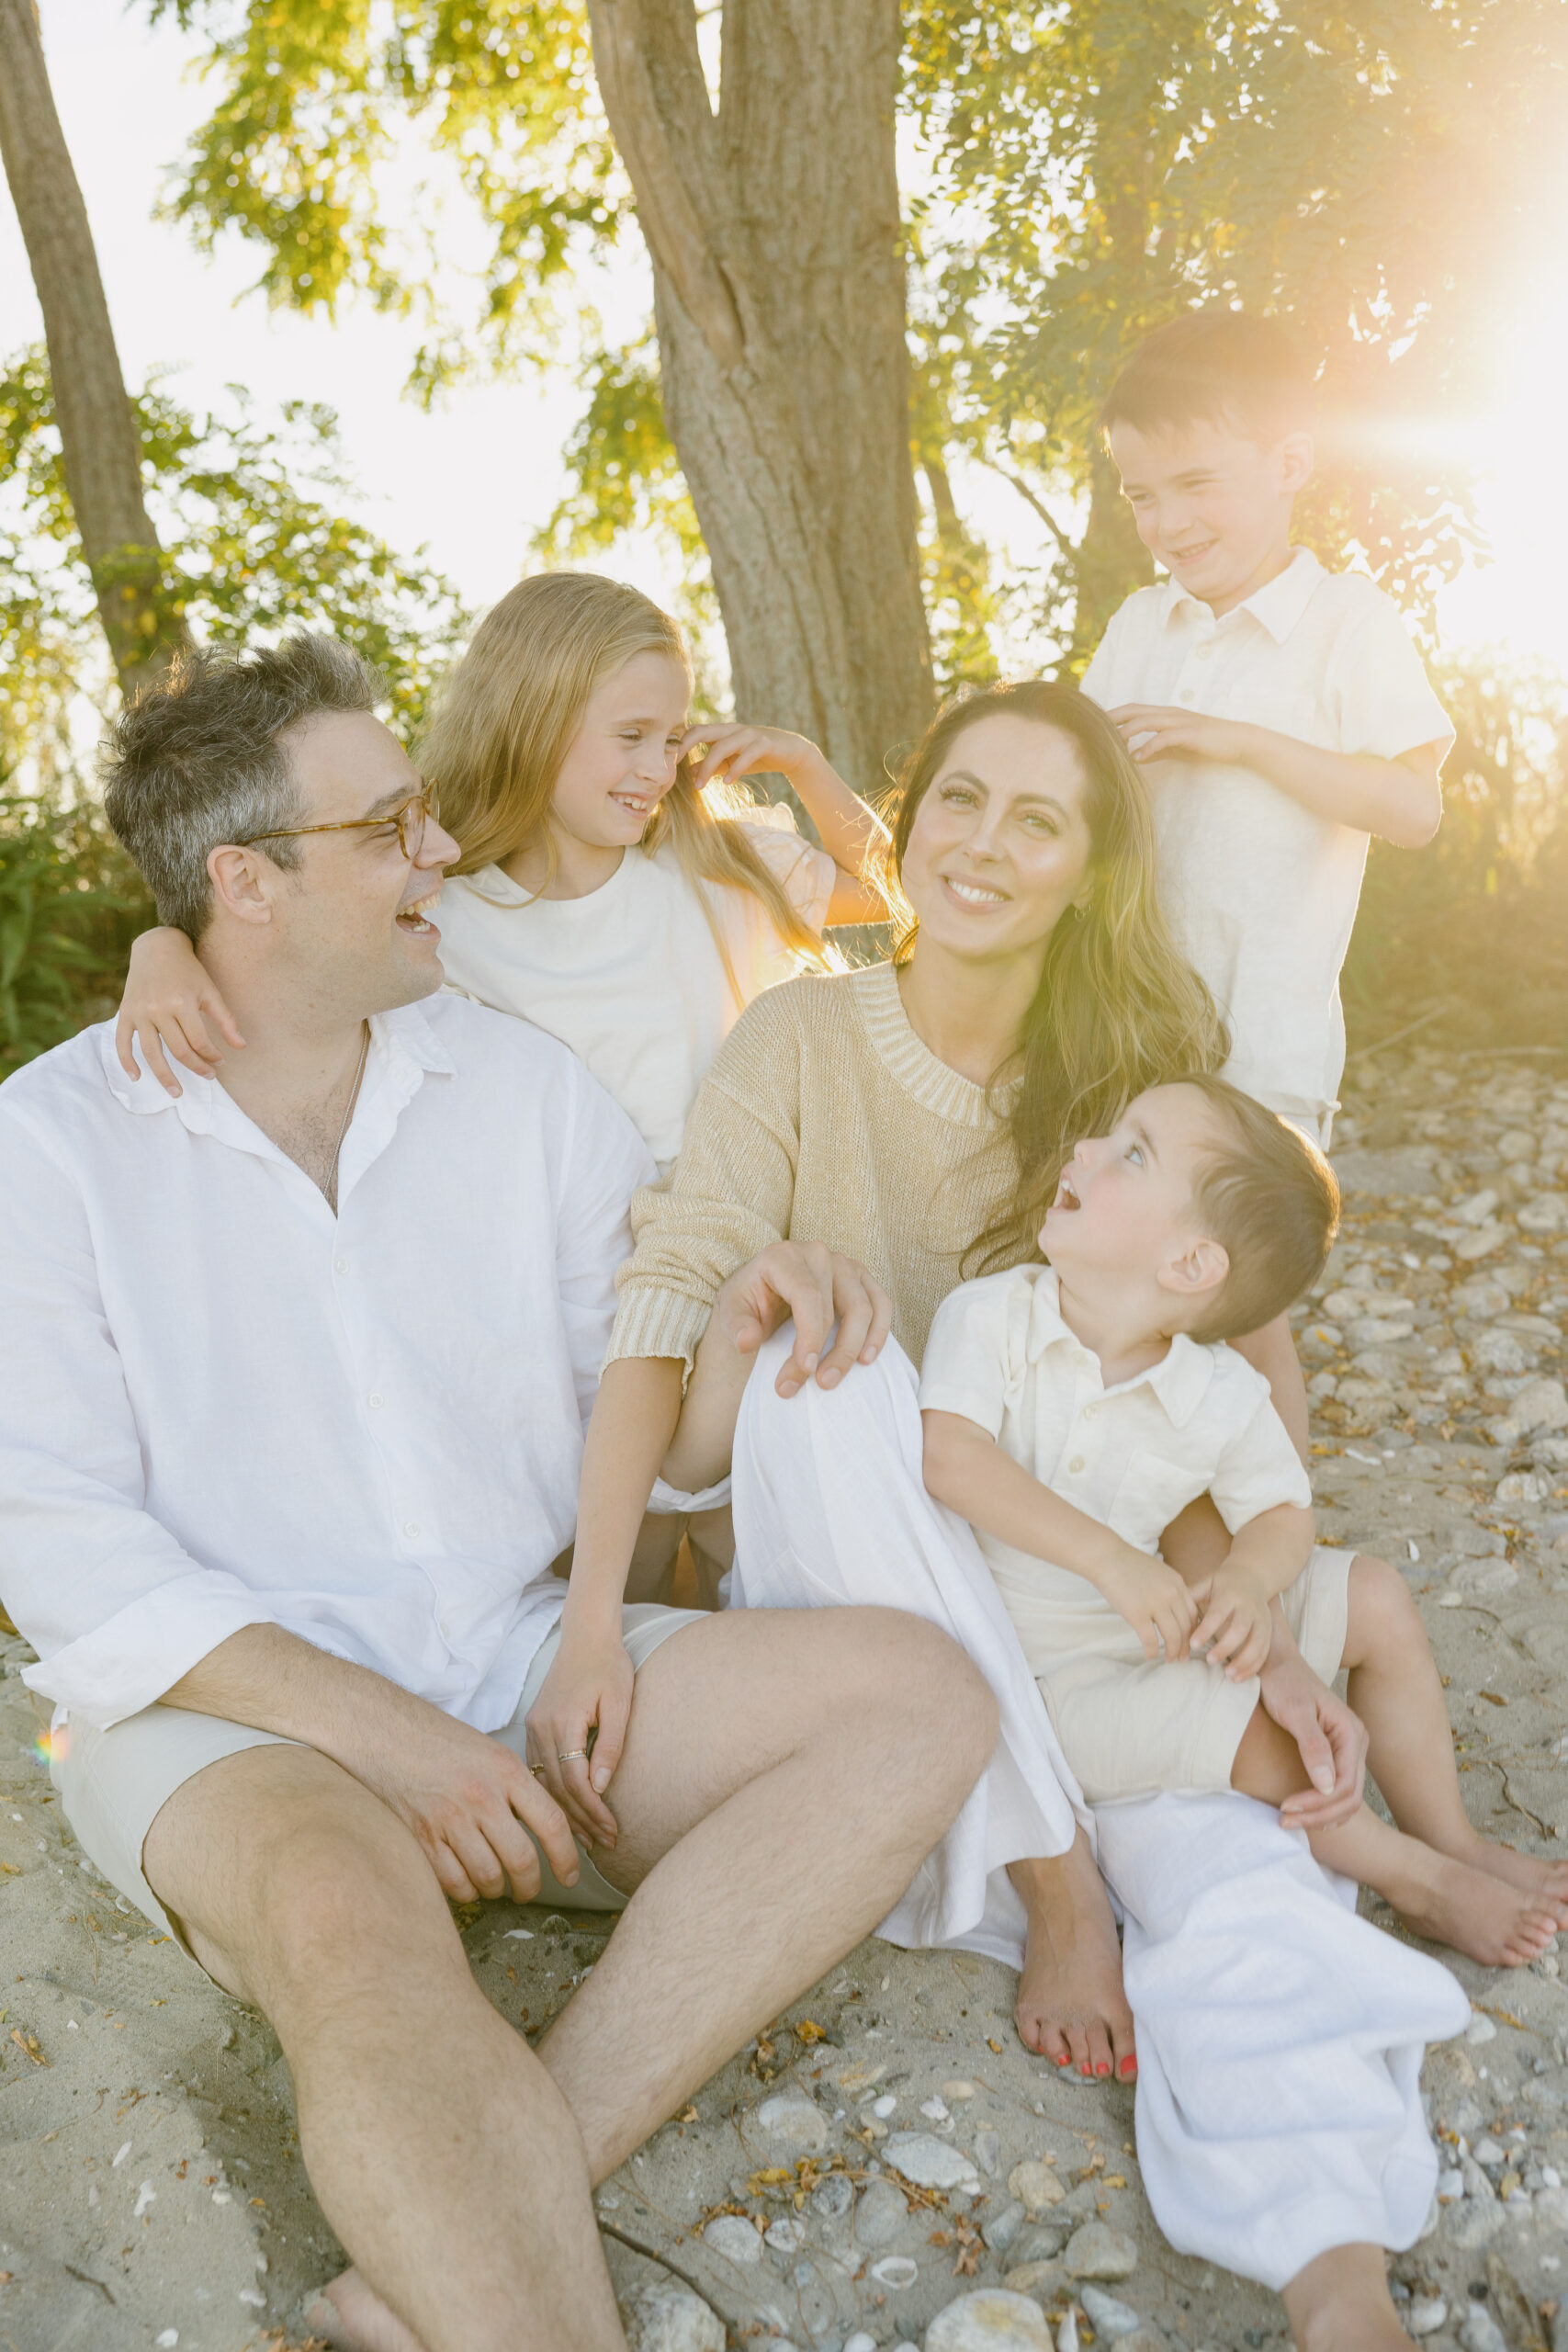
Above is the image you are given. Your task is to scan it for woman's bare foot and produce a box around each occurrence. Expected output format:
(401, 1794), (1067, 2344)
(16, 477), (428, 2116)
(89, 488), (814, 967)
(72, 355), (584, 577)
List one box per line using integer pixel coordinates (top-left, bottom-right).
(1009, 1834), (1137, 2081)
(302, 2269), (429, 2352)
(1281, 2244), (1411, 2351)
(1376, 1840), (1559, 1968)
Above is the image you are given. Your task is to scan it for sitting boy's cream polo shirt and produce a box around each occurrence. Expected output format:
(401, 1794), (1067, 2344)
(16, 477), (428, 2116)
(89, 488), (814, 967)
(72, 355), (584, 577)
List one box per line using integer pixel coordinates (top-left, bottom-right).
(1082, 548), (1453, 1138)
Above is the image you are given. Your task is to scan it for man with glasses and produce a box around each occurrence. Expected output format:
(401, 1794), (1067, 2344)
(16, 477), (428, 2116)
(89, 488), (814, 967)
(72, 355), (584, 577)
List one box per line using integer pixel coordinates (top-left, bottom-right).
(0, 636), (997, 2352)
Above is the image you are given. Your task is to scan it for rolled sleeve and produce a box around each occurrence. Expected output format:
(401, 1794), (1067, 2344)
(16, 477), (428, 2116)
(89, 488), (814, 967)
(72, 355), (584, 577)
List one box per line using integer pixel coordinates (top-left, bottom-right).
(0, 1108), (278, 1727)
(918, 1273), (1016, 1439)
(1208, 1394), (1313, 1534)
(739, 813), (836, 937)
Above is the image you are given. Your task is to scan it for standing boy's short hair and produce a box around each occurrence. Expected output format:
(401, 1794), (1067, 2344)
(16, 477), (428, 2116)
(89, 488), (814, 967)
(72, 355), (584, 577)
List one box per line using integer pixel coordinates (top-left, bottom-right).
(1100, 311), (1316, 448)
(1172, 1072), (1340, 1344)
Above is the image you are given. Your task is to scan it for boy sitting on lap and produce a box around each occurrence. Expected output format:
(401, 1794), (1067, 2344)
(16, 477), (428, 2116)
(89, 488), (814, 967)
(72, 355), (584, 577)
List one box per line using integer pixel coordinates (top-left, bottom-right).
(921, 1075), (1568, 2029)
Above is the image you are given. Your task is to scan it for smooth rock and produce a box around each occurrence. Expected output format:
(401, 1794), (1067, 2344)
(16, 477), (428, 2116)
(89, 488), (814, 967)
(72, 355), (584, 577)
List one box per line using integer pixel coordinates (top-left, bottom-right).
(755, 2093), (829, 2154)
(870, 2255), (919, 2290)
(975, 2128), (1001, 2176)
(883, 2131), (981, 2191)
(810, 2172), (855, 2222)
(622, 2277), (727, 2352)
(982, 2200), (1027, 2254)
(1405, 2297), (1447, 2338)
(1472, 2134), (1506, 2165)
(1444, 2199), (1506, 2249)
(1459, 2303), (1509, 2352)
(1003, 2262), (1060, 2295)
(855, 2177), (913, 2248)
(701, 2213), (762, 2265)
(1079, 2283), (1144, 2336)
(1009, 2159), (1066, 2213)
(844, 2335), (877, 2352)
(1064, 2222), (1138, 2281)
(1465, 2013), (1498, 2045)
(764, 2216), (807, 2253)
(925, 2288), (1055, 2350)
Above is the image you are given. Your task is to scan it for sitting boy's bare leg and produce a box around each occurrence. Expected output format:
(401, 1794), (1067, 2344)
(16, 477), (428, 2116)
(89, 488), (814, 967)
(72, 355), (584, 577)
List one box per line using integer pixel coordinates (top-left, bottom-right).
(1281, 2243), (1414, 2352)
(1231, 1684), (1558, 1967)
(142, 1744), (625, 2352)
(1340, 1550), (1568, 1924)
(1007, 1838), (1137, 2081)
(536, 1606), (998, 2179)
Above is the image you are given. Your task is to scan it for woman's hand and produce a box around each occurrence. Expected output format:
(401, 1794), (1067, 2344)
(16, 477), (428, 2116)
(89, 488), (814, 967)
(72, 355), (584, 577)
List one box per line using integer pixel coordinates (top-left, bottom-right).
(711, 1239), (894, 1397)
(1095, 1548), (1200, 1664)
(1189, 1562), (1273, 1679)
(116, 926), (246, 1095)
(1259, 1642), (1368, 1830)
(525, 1619), (635, 1849)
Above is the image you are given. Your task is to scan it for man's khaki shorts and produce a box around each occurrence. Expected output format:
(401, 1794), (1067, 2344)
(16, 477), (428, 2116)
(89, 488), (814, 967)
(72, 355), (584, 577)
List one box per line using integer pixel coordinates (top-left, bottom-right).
(51, 1603), (704, 1968)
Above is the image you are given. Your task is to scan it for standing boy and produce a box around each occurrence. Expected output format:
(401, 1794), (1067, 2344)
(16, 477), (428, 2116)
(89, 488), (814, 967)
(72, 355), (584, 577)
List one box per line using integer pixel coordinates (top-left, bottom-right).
(1082, 308), (1452, 1148)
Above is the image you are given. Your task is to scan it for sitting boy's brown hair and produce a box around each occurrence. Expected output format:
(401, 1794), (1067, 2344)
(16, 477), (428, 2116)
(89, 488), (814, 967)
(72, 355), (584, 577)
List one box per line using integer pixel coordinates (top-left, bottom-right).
(1100, 310), (1315, 449)
(1173, 1073), (1340, 1344)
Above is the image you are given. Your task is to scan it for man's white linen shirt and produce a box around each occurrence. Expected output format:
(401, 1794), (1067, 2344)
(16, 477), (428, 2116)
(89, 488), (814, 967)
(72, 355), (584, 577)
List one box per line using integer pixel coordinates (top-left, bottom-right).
(0, 995), (654, 1732)
(1081, 548), (1453, 1136)
(919, 1266), (1310, 1640)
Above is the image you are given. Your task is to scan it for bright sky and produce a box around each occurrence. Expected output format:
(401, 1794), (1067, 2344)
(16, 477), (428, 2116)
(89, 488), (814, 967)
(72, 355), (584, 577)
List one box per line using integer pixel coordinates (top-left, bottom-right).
(4, 0), (1564, 673)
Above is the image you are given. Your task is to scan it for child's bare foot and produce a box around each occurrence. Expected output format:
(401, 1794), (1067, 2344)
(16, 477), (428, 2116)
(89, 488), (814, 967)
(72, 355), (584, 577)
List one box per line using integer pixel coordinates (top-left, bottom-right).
(1450, 1833), (1568, 1929)
(1282, 2244), (1411, 2352)
(1377, 1841), (1559, 1968)
(1010, 1836), (1138, 2081)
(302, 2270), (429, 2352)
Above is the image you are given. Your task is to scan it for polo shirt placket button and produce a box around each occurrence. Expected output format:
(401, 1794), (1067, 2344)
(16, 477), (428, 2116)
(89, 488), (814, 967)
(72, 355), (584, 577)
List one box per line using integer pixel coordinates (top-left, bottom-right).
(368, 1392), (384, 1409)
(1067, 1455), (1086, 1476)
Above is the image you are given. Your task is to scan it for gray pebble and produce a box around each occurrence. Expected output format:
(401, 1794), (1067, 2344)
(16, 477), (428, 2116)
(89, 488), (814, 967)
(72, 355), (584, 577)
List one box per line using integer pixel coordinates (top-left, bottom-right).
(1080, 2283), (1144, 2337)
(1459, 2302), (1510, 2352)
(810, 2172), (854, 2222)
(981, 2199), (1027, 2254)
(926, 2289), (1055, 2350)
(1064, 2221), (1139, 2281)
(854, 2177), (911, 2249)
(622, 2277), (726, 2352)
(701, 2213), (762, 2266)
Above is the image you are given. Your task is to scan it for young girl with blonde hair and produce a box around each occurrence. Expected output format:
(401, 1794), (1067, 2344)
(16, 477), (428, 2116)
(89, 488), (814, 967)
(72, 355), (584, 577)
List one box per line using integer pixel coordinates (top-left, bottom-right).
(112, 571), (887, 1174)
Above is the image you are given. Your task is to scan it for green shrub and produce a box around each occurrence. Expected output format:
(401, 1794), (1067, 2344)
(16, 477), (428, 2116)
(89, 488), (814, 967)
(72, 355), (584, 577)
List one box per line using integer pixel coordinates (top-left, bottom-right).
(0, 792), (152, 1080)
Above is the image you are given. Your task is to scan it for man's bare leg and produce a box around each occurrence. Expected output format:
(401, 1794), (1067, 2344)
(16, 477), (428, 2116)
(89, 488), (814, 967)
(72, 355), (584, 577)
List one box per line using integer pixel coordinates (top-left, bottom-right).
(1008, 1839), (1137, 2079)
(293, 1607), (998, 2339)
(1281, 2243), (1410, 2351)
(142, 1743), (621, 2352)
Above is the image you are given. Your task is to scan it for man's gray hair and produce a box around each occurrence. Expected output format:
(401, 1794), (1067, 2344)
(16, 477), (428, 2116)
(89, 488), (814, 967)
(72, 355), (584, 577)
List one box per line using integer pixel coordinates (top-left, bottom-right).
(102, 635), (387, 940)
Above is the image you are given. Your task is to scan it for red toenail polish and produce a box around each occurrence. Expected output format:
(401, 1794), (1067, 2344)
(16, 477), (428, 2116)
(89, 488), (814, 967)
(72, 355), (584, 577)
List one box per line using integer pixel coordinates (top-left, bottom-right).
(1096, 2062), (1110, 2076)
(1055, 2052), (1069, 2066)
(1120, 2056), (1137, 2077)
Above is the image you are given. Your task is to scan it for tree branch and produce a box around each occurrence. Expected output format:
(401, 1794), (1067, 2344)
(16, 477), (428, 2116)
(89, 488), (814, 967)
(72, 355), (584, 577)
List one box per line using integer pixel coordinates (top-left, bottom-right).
(984, 458), (1077, 556)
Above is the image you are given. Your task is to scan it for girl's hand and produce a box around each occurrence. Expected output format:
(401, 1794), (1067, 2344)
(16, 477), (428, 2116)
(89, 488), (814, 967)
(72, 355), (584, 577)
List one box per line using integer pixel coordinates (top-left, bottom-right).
(680, 721), (830, 795)
(524, 1620), (635, 1849)
(1189, 1562), (1273, 1679)
(711, 1240), (894, 1397)
(1107, 704), (1257, 767)
(1095, 1547), (1200, 1664)
(116, 927), (245, 1096)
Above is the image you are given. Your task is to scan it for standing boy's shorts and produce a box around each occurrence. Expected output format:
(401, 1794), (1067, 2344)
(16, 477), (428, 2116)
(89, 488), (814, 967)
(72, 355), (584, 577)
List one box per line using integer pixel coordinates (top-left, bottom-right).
(49, 1603), (705, 1976)
(1032, 1546), (1353, 1807)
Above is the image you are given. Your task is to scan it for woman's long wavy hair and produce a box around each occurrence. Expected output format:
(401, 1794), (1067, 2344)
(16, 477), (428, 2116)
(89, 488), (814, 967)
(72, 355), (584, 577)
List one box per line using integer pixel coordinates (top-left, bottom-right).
(416, 571), (832, 999)
(884, 681), (1229, 1272)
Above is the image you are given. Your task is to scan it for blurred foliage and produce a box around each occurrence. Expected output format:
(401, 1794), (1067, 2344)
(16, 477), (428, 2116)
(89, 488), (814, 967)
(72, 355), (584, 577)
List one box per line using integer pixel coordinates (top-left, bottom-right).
(0, 789), (152, 1080)
(1344, 655), (1568, 1048)
(0, 345), (470, 772)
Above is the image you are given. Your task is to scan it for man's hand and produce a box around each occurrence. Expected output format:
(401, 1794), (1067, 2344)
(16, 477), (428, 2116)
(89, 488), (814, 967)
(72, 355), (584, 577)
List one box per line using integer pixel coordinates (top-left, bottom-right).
(1190, 1562), (1273, 1679)
(1107, 704), (1257, 767)
(342, 1699), (582, 1905)
(710, 1240), (893, 1397)
(525, 1619), (635, 1849)
(1096, 1547), (1201, 1664)
(1259, 1645), (1368, 1831)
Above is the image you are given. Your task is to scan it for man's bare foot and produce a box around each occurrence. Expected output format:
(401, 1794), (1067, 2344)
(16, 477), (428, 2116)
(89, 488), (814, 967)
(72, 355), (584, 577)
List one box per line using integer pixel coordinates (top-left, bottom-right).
(1449, 1832), (1568, 1929)
(1282, 2243), (1410, 2351)
(1378, 1841), (1559, 1967)
(301, 2269), (429, 2352)
(1009, 1835), (1137, 2081)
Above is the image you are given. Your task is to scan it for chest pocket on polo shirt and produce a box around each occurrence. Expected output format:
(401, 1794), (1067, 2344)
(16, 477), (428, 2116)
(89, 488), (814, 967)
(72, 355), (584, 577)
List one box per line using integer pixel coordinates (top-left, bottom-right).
(1111, 1453), (1206, 1552)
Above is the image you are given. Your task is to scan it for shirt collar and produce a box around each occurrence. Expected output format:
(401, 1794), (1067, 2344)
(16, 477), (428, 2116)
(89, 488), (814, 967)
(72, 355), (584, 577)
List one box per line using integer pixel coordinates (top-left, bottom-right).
(1156, 544), (1325, 645)
(99, 996), (457, 1134)
(1026, 1265), (1216, 1426)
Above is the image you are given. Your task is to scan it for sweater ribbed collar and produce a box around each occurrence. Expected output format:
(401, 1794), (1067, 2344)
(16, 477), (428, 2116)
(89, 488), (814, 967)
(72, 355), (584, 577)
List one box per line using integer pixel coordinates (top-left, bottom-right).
(847, 961), (1014, 1131)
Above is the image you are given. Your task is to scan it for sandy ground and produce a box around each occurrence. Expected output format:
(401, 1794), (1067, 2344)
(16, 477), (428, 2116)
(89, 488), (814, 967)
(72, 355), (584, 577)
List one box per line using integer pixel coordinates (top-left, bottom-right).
(2, 1042), (1567, 2352)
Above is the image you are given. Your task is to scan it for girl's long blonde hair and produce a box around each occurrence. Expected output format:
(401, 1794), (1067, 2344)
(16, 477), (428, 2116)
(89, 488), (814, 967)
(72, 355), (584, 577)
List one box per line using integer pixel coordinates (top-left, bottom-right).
(417, 571), (832, 994)
(884, 680), (1230, 1272)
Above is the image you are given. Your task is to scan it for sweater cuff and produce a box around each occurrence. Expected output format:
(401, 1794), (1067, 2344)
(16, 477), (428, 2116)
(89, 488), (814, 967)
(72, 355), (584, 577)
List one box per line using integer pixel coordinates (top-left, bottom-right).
(605, 1284), (714, 1382)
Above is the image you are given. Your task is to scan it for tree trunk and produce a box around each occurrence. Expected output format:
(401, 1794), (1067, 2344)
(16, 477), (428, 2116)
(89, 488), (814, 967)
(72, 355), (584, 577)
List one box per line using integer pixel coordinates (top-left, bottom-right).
(1069, 441), (1154, 664)
(0, 0), (187, 695)
(587, 0), (931, 792)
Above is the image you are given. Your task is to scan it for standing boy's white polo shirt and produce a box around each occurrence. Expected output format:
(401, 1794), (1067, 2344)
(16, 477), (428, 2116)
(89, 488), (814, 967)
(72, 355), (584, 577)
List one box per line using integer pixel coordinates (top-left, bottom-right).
(1081, 548), (1453, 1139)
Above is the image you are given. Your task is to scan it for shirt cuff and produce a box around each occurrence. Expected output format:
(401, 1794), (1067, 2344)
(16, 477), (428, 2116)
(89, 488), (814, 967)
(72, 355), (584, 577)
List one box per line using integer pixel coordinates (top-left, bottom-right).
(915, 1379), (1008, 1442)
(605, 1285), (715, 1384)
(22, 1579), (280, 1731)
(649, 1473), (734, 1514)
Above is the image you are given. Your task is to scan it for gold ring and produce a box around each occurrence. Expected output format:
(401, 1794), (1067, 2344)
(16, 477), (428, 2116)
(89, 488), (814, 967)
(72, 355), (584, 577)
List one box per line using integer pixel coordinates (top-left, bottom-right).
(557, 1747), (590, 1764)
(528, 1762), (547, 1778)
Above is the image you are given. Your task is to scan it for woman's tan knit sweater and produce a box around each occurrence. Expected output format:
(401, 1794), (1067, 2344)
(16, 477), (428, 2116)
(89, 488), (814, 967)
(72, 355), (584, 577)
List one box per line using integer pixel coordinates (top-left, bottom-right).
(607, 961), (1021, 1377)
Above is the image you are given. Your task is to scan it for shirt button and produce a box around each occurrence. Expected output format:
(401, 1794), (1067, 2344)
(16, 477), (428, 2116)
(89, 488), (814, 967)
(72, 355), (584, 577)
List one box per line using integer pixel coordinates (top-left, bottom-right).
(333, 1258), (348, 1275)
(1179, 687), (1196, 703)
(1082, 1404), (1098, 1419)
(437, 1617), (452, 1640)
(368, 1392), (384, 1409)
(403, 1521), (420, 1538)
(1067, 1455), (1086, 1475)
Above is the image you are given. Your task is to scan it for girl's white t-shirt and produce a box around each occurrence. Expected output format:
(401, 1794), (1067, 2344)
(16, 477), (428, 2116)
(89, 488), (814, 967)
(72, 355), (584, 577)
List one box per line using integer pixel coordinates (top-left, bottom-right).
(433, 809), (835, 1173)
